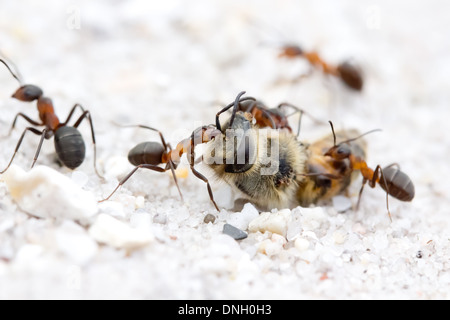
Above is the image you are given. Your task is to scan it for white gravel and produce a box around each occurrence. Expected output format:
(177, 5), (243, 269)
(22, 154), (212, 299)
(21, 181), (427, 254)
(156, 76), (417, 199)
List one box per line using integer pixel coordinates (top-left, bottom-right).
(0, 0), (449, 299)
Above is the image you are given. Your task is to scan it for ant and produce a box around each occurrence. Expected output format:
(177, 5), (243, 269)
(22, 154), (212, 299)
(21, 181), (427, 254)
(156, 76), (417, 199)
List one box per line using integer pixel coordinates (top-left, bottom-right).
(0, 58), (102, 177)
(99, 123), (222, 211)
(221, 94), (324, 137)
(324, 121), (415, 220)
(278, 44), (364, 91)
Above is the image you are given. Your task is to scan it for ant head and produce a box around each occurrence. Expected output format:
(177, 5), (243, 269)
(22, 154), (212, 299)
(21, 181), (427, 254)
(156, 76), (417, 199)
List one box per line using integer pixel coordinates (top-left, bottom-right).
(279, 45), (304, 58)
(12, 85), (43, 102)
(325, 144), (352, 160)
(325, 120), (381, 159)
(0, 58), (43, 101)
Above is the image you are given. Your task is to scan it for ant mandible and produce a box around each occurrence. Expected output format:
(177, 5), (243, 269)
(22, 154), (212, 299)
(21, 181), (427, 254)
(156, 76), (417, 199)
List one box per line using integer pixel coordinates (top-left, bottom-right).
(0, 58), (102, 177)
(279, 44), (364, 91)
(324, 121), (415, 220)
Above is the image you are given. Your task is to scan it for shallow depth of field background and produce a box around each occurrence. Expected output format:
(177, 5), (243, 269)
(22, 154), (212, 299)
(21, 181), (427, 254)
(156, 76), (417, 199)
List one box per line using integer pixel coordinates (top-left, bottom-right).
(0, 0), (449, 299)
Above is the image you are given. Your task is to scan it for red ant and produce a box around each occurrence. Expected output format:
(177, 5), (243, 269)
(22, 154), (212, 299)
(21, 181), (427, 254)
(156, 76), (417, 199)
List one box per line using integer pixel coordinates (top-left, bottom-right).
(0, 58), (102, 177)
(324, 121), (414, 220)
(279, 44), (364, 91)
(220, 94), (324, 137)
(99, 123), (222, 210)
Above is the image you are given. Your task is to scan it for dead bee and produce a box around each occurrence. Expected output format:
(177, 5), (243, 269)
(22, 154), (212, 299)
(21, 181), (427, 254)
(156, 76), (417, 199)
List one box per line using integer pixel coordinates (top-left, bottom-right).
(202, 91), (309, 210)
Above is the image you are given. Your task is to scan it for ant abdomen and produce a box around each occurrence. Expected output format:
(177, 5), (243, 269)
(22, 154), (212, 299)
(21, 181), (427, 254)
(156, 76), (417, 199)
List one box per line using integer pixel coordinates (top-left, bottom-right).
(379, 166), (415, 202)
(336, 61), (363, 91)
(128, 142), (164, 166)
(54, 126), (86, 169)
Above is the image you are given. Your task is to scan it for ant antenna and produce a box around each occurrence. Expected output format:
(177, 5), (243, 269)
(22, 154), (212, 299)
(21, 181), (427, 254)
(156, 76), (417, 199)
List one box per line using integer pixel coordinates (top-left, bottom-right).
(228, 91), (247, 128)
(328, 120), (381, 146)
(0, 58), (23, 85)
(329, 121), (337, 146)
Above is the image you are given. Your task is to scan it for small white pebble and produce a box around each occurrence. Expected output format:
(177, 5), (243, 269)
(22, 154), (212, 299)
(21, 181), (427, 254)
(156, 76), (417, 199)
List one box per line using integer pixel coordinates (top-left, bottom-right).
(248, 209), (291, 237)
(89, 213), (154, 250)
(135, 196), (145, 209)
(2, 165), (97, 223)
(227, 202), (259, 230)
(333, 230), (348, 245)
(258, 234), (286, 256)
(295, 237), (310, 252)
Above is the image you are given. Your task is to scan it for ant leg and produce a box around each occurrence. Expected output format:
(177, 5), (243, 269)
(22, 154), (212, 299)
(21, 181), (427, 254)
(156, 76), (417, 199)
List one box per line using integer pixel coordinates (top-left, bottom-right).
(277, 103), (325, 137)
(187, 131), (220, 211)
(373, 165), (393, 222)
(62, 103), (86, 125)
(113, 123), (169, 150)
(99, 164), (166, 202)
(293, 67), (314, 83)
(384, 162), (400, 170)
(355, 179), (368, 211)
(190, 164), (219, 211)
(1, 127), (46, 174)
(6, 113), (42, 137)
(30, 128), (48, 169)
(71, 110), (103, 179)
(166, 159), (184, 201)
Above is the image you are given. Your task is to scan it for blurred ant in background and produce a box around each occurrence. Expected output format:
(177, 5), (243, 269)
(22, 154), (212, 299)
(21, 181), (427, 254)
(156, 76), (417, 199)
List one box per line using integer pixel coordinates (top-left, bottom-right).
(279, 44), (364, 91)
(0, 58), (102, 177)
